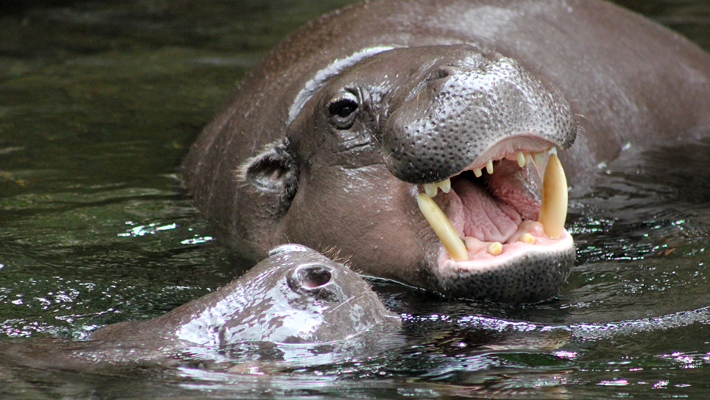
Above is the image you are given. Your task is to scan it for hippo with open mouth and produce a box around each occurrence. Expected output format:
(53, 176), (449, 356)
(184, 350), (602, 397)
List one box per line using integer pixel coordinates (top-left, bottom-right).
(183, 0), (710, 303)
(0, 245), (400, 372)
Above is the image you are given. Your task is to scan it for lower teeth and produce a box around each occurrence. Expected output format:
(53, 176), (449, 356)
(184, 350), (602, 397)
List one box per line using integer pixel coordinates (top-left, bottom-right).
(487, 242), (502, 256)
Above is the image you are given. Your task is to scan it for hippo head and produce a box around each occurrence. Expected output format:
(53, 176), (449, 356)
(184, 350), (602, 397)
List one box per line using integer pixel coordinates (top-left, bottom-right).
(213, 244), (400, 345)
(213, 44), (576, 303)
(70, 245), (400, 365)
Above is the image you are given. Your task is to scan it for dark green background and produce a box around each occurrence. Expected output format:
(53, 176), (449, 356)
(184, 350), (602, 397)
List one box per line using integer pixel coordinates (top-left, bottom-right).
(1, 1), (710, 398)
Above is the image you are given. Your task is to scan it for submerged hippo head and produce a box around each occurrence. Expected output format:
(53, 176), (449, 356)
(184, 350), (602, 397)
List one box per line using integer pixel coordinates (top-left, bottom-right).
(208, 244), (401, 345)
(93, 245), (400, 350)
(191, 44), (576, 303)
(4, 246), (399, 370)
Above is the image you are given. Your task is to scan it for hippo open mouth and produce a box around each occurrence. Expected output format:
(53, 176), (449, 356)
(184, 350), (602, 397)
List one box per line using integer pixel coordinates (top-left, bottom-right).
(411, 138), (574, 302)
(376, 48), (576, 301)
(419, 143), (570, 257)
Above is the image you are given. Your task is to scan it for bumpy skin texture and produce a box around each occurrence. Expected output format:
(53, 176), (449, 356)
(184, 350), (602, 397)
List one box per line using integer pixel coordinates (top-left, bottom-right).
(183, 0), (710, 301)
(438, 247), (576, 303)
(0, 246), (400, 369)
(383, 47), (575, 183)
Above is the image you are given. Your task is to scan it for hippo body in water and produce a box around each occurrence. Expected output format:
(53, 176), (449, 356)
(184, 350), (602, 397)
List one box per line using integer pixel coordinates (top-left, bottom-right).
(0, 245), (400, 373)
(183, 0), (710, 302)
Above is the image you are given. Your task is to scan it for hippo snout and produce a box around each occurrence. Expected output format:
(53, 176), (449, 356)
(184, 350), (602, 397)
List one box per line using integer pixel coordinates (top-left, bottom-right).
(376, 46), (577, 302)
(382, 48), (576, 184)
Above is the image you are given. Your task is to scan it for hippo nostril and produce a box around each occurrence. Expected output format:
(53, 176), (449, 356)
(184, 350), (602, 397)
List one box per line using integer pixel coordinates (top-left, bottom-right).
(426, 69), (450, 83)
(301, 266), (332, 288)
(288, 263), (335, 294)
(426, 66), (459, 84)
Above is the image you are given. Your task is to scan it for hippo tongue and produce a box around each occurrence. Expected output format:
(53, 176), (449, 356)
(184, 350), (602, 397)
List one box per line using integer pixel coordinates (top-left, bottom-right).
(483, 161), (542, 221)
(446, 176), (522, 243)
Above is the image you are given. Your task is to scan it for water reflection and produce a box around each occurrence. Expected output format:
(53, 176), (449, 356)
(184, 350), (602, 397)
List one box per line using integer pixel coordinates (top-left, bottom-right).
(1, 0), (710, 398)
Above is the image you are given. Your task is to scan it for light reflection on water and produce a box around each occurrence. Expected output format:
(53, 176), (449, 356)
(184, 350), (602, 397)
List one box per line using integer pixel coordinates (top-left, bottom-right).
(1, 0), (710, 398)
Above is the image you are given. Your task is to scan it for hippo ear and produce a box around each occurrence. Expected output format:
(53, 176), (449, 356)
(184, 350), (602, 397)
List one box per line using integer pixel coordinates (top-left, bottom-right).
(242, 140), (299, 203)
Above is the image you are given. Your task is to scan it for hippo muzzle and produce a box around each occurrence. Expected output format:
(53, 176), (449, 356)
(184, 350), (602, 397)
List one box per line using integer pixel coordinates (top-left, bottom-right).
(379, 47), (577, 302)
(384, 51), (576, 183)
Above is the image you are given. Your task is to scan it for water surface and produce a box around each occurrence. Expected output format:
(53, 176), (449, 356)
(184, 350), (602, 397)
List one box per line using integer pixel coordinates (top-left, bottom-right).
(1, 0), (710, 398)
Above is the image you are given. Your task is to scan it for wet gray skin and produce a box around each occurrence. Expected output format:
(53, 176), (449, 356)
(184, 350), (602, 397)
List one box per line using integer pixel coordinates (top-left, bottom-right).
(0, 245), (401, 370)
(381, 46), (576, 183)
(183, 0), (710, 303)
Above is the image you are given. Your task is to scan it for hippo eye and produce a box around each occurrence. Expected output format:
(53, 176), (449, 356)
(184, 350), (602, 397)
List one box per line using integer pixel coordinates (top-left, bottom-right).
(329, 99), (357, 118)
(328, 93), (359, 129)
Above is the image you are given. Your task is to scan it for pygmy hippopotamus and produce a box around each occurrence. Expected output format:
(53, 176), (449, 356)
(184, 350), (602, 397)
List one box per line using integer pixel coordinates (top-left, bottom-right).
(0, 245), (400, 373)
(182, 0), (710, 303)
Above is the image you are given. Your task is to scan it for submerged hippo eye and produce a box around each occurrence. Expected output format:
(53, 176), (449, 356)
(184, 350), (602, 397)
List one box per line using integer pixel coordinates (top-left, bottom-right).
(328, 93), (359, 129)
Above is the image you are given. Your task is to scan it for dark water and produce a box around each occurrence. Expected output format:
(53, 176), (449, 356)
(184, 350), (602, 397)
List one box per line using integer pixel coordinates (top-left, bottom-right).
(1, 0), (710, 398)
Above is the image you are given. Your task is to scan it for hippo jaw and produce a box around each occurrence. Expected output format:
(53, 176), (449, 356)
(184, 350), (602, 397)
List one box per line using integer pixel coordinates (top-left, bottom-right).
(376, 47), (577, 302)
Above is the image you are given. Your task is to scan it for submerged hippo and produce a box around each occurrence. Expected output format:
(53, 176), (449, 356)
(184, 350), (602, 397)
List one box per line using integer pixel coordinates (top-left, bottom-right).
(0, 245), (400, 372)
(183, 0), (710, 302)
